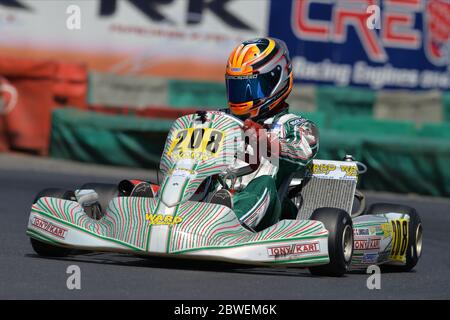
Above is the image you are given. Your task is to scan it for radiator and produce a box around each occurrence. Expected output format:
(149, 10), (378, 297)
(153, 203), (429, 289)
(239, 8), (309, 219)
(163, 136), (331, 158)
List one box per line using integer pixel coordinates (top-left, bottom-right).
(295, 173), (357, 220)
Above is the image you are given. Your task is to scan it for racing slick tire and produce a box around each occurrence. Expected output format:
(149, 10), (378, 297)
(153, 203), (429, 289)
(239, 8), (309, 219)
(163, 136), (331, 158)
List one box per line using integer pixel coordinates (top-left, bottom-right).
(79, 183), (118, 215)
(366, 203), (423, 272)
(309, 208), (353, 277)
(30, 188), (74, 257)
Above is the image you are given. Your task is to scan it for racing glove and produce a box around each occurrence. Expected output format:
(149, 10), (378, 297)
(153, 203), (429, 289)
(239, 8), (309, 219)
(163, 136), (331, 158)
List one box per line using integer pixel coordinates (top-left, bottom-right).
(244, 119), (279, 152)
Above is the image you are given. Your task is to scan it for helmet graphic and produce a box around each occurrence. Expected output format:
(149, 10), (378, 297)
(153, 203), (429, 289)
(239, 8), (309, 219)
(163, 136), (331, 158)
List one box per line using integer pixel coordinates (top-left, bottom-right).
(225, 37), (293, 120)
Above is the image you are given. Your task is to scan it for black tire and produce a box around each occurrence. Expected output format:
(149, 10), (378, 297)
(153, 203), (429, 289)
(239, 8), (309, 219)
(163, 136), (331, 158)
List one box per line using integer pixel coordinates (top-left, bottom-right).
(309, 207), (353, 277)
(32, 188), (74, 204)
(31, 188), (73, 257)
(366, 203), (423, 272)
(79, 183), (119, 215)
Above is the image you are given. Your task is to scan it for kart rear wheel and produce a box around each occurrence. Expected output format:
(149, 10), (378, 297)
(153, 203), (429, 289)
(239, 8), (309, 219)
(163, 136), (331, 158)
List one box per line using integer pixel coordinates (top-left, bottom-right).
(366, 203), (422, 272)
(309, 207), (353, 277)
(31, 188), (73, 257)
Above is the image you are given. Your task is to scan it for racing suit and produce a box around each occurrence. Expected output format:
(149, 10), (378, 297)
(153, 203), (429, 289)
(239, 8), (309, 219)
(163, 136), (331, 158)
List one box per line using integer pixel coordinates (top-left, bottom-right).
(232, 107), (319, 231)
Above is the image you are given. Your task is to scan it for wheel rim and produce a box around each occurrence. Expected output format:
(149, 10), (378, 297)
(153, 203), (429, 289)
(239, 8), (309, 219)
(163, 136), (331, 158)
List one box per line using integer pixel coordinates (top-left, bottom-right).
(342, 225), (353, 263)
(415, 223), (423, 258)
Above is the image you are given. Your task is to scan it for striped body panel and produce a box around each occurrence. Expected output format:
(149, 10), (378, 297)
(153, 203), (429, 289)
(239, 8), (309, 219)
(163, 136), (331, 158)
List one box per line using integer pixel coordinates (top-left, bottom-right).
(28, 196), (329, 264)
(159, 112), (243, 205)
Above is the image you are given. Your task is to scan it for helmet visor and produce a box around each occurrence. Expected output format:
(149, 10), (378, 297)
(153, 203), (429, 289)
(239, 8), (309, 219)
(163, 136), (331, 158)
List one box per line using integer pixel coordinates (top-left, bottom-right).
(226, 73), (276, 104)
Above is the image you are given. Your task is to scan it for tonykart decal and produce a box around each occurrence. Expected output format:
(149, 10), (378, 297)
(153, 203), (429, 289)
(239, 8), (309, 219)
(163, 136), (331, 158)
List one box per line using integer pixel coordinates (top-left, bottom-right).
(354, 238), (381, 250)
(31, 216), (68, 239)
(267, 241), (320, 258)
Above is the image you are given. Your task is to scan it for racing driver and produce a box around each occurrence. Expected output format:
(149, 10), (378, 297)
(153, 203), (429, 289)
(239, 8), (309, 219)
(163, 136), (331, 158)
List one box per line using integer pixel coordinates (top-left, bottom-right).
(213, 37), (319, 231)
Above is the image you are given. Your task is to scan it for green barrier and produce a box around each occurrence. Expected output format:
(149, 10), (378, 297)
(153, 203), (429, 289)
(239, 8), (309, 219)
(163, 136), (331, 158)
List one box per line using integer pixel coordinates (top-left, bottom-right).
(419, 122), (450, 139)
(168, 80), (226, 108)
(50, 108), (173, 169)
(316, 86), (376, 128)
(50, 108), (450, 197)
(360, 137), (450, 196)
(318, 129), (365, 161)
(442, 93), (450, 122)
(318, 130), (450, 197)
(332, 116), (417, 136)
(291, 111), (325, 128)
(87, 72), (169, 108)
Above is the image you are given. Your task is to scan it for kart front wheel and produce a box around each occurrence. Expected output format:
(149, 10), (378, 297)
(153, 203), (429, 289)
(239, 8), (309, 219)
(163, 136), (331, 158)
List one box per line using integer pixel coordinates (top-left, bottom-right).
(30, 188), (74, 257)
(309, 207), (353, 277)
(30, 237), (72, 257)
(366, 203), (422, 272)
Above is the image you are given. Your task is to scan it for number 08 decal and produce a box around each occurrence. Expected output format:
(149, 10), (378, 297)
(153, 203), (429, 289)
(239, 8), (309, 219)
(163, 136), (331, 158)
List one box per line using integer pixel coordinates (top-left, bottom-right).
(389, 218), (409, 262)
(167, 128), (225, 160)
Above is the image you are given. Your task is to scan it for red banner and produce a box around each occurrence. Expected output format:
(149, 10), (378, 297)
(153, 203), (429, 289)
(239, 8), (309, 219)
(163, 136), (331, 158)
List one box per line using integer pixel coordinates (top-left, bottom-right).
(0, 57), (87, 155)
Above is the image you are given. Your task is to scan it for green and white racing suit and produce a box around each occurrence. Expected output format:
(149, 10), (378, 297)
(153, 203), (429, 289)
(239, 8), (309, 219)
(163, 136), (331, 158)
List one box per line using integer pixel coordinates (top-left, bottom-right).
(232, 109), (319, 231)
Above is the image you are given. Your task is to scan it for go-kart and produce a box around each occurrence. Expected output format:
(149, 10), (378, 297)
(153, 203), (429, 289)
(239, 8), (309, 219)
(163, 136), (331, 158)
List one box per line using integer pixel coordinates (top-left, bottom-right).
(26, 111), (423, 276)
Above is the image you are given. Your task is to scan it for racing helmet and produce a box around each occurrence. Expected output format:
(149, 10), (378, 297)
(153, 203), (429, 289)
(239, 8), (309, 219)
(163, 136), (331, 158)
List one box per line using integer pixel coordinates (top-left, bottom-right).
(225, 37), (293, 120)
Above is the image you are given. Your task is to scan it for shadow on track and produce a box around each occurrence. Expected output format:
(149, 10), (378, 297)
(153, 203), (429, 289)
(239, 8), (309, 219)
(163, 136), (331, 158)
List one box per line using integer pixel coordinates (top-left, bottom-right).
(24, 252), (342, 278)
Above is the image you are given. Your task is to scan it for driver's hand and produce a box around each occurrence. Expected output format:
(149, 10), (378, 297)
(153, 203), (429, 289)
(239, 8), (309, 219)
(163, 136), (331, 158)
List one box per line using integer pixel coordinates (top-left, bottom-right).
(243, 119), (279, 160)
(243, 119), (264, 133)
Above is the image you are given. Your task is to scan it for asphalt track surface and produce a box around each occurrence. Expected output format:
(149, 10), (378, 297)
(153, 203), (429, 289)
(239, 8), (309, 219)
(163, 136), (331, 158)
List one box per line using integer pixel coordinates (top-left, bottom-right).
(1, 154), (449, 299)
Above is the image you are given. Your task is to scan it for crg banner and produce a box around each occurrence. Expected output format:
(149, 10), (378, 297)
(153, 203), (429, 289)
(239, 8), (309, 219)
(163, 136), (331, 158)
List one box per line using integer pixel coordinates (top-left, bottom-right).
(268, 0), (450, 90)
(0, 0), (270, 80)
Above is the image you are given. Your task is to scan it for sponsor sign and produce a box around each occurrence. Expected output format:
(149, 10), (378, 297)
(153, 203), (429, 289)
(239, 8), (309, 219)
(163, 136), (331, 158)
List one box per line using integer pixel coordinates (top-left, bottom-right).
(369, 225), (382, 236)
(307, 159), (358, 180)
(354, 228), (370, 236)
(0, 0), (270, 80)
(362, 253), (379, 264)
(267, 241), (320, 257)
(355, 226), (383, 237)
(268, 0), (450, 90)
(310, 163), (337, 175)
(381, 222), (393, 238)
(146, 213), (183, 226)
(340, 165), (358, 177)
(31, 216), (68, 239)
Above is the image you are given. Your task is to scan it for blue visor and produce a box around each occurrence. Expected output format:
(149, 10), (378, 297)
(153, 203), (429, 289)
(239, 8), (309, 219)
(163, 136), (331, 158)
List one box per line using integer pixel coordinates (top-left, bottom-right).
(226, 74), (275, 104)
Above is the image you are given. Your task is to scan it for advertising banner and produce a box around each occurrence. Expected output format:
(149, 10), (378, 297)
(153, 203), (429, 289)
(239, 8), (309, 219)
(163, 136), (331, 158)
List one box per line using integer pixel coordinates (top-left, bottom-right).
(268, 0), (450, 90)
(0, 0), (270, 81)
